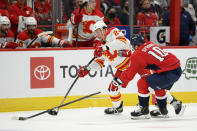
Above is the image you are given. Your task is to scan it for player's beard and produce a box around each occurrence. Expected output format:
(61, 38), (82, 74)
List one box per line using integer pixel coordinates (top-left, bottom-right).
(0, 29), (8, 35)
(28, 29), (35, 35)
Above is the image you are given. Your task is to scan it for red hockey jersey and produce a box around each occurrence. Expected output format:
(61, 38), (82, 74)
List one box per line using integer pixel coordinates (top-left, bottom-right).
(16, 29), (43, 48)
(120, 41), (180, 83)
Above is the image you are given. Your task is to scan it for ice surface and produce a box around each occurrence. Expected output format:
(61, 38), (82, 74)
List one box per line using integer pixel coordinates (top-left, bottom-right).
(0, 103), (197, 131)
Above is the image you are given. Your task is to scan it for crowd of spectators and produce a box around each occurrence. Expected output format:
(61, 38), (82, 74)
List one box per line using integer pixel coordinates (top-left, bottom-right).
(0, 0), (197, 47)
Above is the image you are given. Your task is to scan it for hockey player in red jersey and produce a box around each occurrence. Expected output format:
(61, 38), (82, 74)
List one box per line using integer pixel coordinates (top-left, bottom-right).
(68, 0), (104, 47)
(0, 16), (18, 49)
(77, 20), (132, 114)
(111, 34), (182, 119)
(16, 17), (70, 48)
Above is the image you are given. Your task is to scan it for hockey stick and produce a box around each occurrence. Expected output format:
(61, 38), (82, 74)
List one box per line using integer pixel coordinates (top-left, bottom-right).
(12, 91), (101, 121)
(27, 31), (53, 48)
(75, 2), (88, 47)
(48, 57), (95, 116)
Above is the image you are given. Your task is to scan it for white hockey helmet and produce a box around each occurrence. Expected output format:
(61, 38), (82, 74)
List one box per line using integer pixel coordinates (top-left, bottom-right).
(92, 20), (107, 32)
(83, 0), (89, 3)
(0, 16), (10, 27)
(25, 17), (37, 26)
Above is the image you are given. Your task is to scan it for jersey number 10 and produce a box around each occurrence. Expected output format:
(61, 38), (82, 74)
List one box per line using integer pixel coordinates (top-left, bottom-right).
(148, 46), (168, 61)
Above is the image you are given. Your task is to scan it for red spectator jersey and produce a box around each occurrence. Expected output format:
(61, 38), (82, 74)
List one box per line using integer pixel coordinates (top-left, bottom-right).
(8, 2), (35, 34)
(0, 9), (9, 17)
(136, 11), (158, 26)
(34, 0), (51, 20)
(0, 0), (8, 9)
(120, 41), (180, 83)
(104, 17), (121, 26)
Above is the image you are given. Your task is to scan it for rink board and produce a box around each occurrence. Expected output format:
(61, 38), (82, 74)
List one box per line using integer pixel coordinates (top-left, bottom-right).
(0, 47), (197, 112)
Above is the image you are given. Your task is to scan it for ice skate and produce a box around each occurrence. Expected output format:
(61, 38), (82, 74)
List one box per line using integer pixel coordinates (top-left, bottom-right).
(150, 105), (169, 118)
(130, 106), (150, 120)
(104, 101), (123, 114)
(171, 100), (186, 116)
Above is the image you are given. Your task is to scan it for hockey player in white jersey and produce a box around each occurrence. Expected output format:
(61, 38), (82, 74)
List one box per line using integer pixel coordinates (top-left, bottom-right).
(77, 20), (132, 114)
(0, 16), (18, 49)
(68, 0), (104, 47)
(16, 17), (70, 48)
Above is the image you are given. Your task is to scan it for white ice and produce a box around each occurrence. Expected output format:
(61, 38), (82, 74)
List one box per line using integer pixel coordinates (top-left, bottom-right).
(0, 103), (197, 131)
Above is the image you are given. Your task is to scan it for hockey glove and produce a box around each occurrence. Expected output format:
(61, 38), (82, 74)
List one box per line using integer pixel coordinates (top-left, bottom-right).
(78, 66), (89, 77)
(94, 46), (103, 58)
(118, 49), (132, 57)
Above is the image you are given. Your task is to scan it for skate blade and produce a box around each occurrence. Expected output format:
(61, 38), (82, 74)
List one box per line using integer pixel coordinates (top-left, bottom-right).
(151, 114), (169, 118)
(131, 115), (150, 120)
(177, 104), (186, 117)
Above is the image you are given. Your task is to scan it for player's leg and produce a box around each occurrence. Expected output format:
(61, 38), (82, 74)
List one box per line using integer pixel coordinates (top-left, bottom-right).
(147, 67), (183, 117)
(104, 70), (123, 114)
(130, 77), (150, 119)
(150, 90), (185, 117)
(154, 89), (169, 117)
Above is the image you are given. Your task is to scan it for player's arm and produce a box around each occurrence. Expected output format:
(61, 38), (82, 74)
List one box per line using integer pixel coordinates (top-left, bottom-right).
(78, 58), (105, 77)
(70, 9), (83, 26)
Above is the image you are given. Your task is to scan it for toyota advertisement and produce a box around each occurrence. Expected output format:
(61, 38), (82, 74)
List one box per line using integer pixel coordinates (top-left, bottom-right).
(0, 48), (197, 99)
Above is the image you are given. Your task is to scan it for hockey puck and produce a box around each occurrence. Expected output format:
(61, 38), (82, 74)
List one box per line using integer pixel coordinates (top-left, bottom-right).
(48, 109), (58, 115)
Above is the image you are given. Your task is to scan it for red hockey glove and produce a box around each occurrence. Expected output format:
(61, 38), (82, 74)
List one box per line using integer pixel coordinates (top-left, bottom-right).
(3, 42), (18, 49)
(118, 49), (132, 57)
(78, 66), (89, 77)
(74, 14), (83, 25)
(94, 41), (103, 58)
(94, 46), (103, 58)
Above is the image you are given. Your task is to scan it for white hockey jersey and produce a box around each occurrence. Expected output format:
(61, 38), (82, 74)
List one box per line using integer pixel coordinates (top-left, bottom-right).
(89, 27), (133, 71)
(69, 8), (104, 41)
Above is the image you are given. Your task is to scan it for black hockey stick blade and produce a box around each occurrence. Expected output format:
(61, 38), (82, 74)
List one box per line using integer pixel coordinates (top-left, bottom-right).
(12, 91), (101, 121)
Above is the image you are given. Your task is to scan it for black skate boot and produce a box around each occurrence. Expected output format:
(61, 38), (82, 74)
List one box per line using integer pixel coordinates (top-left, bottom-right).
(130, 106), (150, 120)
(104, 101), (123, 114)
(171, 99), (186, 116)
(150, 102), (169, 118)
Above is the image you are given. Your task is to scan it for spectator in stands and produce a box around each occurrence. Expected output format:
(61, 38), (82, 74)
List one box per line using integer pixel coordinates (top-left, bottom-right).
(183, 1), (197, 23)
(0, 16), (18, 49)
(120, 0), (129, 25)
(0, 0), (9, 18)
(75, 0), (83, 8)
(68, 0), (104, 47)
(150, 0), (163, 19)
(190, 0), (197, 19)
(107, 0), (120, 8)
(104, 7), (121, 26)
(8, 0), (36, 35)
(136, 0), (158, 40)
(0, 0), (9, 10)
(34, 0), (52, 24)
(16, 17), (71, 48)
(162, 0), (196, 46)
